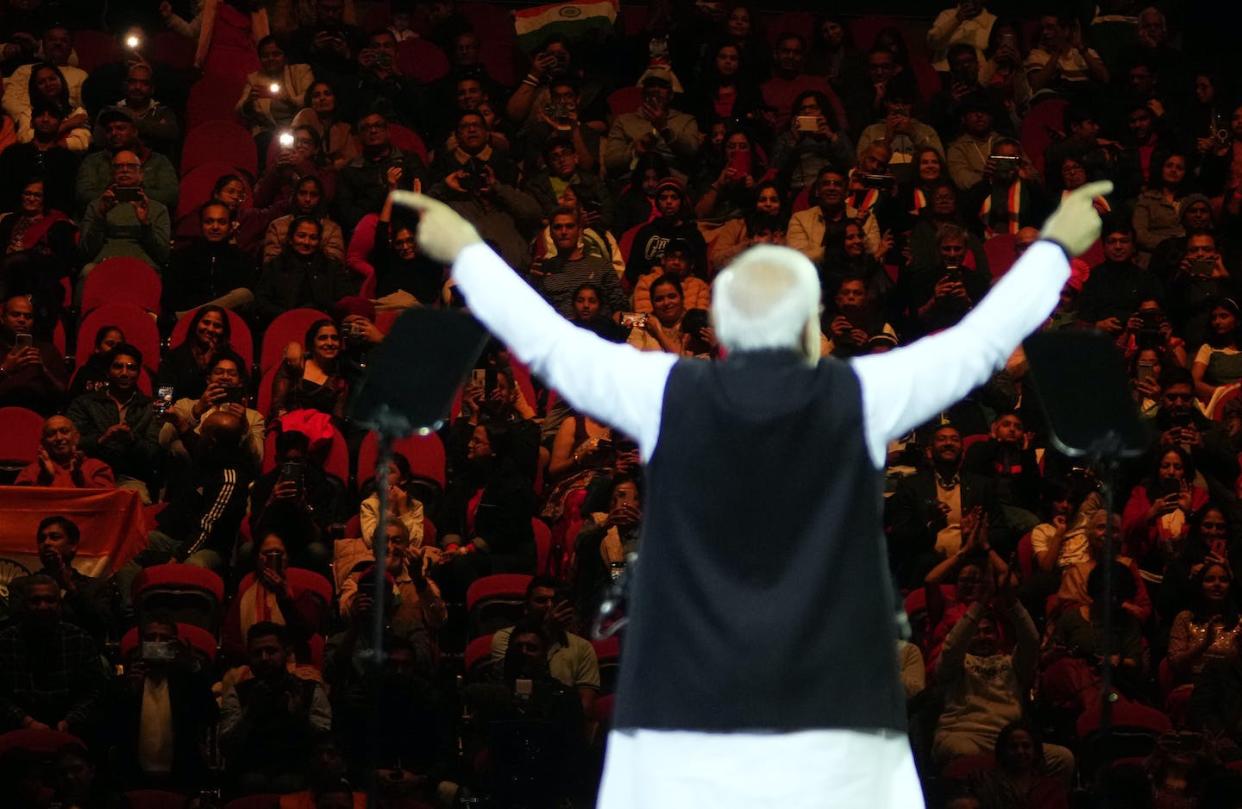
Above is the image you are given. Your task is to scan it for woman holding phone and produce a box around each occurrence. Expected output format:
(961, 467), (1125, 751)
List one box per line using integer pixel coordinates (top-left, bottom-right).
(158, 305), (233, 401)
(695, 128), (767, 222)
(1120, 446), (1209, 574)
(221, 530), (322, 666)
(236, 36), (313, 142)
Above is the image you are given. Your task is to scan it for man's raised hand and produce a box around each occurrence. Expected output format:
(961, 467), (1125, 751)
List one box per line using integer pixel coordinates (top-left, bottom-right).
(1041, 180), (1114, 257)
(388, 191), (482, 264)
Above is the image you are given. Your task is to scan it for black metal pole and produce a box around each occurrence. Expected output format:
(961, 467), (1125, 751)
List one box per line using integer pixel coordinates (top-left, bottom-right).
(367, 429), (395, 809)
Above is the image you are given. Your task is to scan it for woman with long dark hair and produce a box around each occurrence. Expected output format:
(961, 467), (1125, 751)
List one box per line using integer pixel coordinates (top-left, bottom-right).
(694, 126), (768, 222)
(254, 216), (357, 324)
(805, 15), (866, 92)
(708, 180), (788, 269)
(262, 175), (345, 264)
(1120, 445), (1210, 573)
(16, 63), (90, 150)
(270, 318), (349, 422)
(1191, 297), (1242, 403)
(291, 80), (359, 170)
(691, 39), (764, 128)
(971, 721), (1070, 809)
(158, 304), (234, 401)
(1134, 150), (1194, 254)
(769, 89), (854, 195)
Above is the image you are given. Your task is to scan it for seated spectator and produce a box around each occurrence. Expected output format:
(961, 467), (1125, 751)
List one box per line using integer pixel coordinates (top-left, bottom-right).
(545, 410), (623, 518)
(157, 305), (236, 403)
(109, 611), (217, 790)
(505, 34), (605, 130)
(763, 33), (848, 133)
(787, 165), (882, 265)
(270, 318), (350, 422)
(226, 529), (328, 659)
(962, 410), (1042, 541)
(0, 574), (108, 734)
(161, 349), (265, 470)
(364, 191), (445, 302)
(1149, 367), (1240, 495)
(1075, 222), (1164, 335)
(490, 576), (600, 716)
(115, 61), (179, 161)
(632, 236), (710, 314)
(1133, 151), (1193, 256)
(0, 178), (80, 327)
(1159, 505), (1240, 621)
(1121, 446), (1209, 575)
(0, 103), (79, 213)
(533, 208), (627, 319)
(691, 39), (766, 132)
(947, 95), (1001, 190)
(15, 416), (115, 488)
(1182, 272), (1238, 386)
(255, 217), (357, 325)
(339, 522), (446, 653)
(250, 428), (349, 555)
(1025, 13), (1109, 99)
(1162, 220), (1228, 340)
(1043, 561), (1146, 712)
(526, 135), (613, 228)
(263, 175), (345, 265)
(291, 80), (359, 171)
(707, 180), (789, 269)
(163, 204), (256, 320)
(359, 454), (425, 548)
(65, 342), (160, 499)
(78, 148), (172, 278)
(236, 36), (314, 144)
(604, 75), (702, 182)
(822, 275), (897, 358)
(906, 180), (987, 273)
(219, 621), (331, 795)
(67, 325), (124, 399)
(626, 275), (714, 356)
(770, 90), (854, 196)
(857, 94), (944, 183)
(335, 107), (425, 234)
(74, 106), (177, 215)
(28, 516), (115, 641)
(624, 177), (708, 285)
(820, 220), (893, 317)
(350, 30), (419, 129)
(933, 576), (1074, 777)
(847, 141), (906, 238)
(901, 223), (991, 336)
(1, 25), (84, 127)
(887, 423), (1001, 585)
(567, 283), (629, 342)
(253, 124), (339, 212)
(176, 172), (284, 259)
(285, 0), (365, 84)
(966, 138), (1050, 237)
(518, 74), (606, 174)
(1054, 509), (1152, 624)
(572, 474), (642, 617)
(1168, 561), (1241, 690)
(0, 291), (68, 414)
(970, 721), (1070, 809)
(15, 63), (89, 151)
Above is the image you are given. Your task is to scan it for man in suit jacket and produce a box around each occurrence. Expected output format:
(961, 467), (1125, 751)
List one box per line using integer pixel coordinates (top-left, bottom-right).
(887, 422), (1002, 587)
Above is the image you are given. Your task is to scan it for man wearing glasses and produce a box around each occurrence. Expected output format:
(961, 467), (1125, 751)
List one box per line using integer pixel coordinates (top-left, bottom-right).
(74, 105), (178, 214)
(78, 148), (171, 294)
(336, 107), (426, 233)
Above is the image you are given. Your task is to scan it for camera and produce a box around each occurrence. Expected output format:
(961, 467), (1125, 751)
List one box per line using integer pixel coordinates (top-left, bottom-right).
(859, 172), (895, 189)
(460, 158), (485, 193)
(154, 385), (174, 416)
(141, 640), (178, 663)
(15, 332), (33, 350)
(114, 187), (142, 203)
(795, 115), (819, 133)
(619, 312), (648, 329)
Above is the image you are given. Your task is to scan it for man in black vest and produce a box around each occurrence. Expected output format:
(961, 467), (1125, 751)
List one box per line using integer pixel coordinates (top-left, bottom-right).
(392, 179), (1112, 808)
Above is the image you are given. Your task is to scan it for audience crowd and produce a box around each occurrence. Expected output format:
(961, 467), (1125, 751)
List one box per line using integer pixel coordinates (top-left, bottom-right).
(0, 0), (1241, 807)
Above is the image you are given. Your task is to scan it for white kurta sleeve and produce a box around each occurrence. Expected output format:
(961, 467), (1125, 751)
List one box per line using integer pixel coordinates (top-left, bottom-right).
(850, 240), (1070, 468)
(452, 243), (677, 461)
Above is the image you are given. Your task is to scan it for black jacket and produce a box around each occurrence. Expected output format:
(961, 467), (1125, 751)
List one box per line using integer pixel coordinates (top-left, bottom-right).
(162, 242), (254, 316)
(254, 251), (357, 325)
(110, 665), (217, 788)
(886, 469), (1002, 586)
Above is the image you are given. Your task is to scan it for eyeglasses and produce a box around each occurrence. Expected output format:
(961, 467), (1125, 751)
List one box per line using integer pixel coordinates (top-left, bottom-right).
(112, 162), (141, 170)
(359, 121), (386, 131)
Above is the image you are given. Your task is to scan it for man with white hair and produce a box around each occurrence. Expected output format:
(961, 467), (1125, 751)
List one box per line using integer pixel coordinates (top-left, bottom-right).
(394, 179), (1111, 808)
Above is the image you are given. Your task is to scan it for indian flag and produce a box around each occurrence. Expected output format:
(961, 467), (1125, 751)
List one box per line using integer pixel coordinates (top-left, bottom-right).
(514, 0), (618, 53)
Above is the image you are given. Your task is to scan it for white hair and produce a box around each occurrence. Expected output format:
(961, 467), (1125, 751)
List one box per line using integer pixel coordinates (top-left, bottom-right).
(710, 244), (821, 362)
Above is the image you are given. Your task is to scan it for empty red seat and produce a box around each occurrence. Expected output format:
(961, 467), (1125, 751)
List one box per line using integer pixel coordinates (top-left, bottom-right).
(607, 86), (643, 117)
(182, 120), (258, 178)
(396, 37), (450, 84)
(72, 30), (122, 72)
(356, 430), (448, 492)
(533, 517), (552, 575)
(984, 233), (1017, 279)
(80, 257), (162, 315)
(185, 76), (248, 132)
(0, 406), (45, 469)
(465, 633), (496, 678)
(388, 122), (429, 165)
(0, 727), (84, 757)
(466, 573), (532, 638)
(132, 564), (226, 631)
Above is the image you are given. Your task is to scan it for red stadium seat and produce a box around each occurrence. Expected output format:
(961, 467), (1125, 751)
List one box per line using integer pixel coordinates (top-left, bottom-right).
(465, 633), (496, 678)
(53, 318), (66, 357)
(80, 257), (162, 315)
(222, 796), (282, 809)
(150, 31), (195, 70)
(239, 568), (333, 619)
(1020, 98), (1069, 179)
(592, 693), (615, 724)
(255, 364), (278, 423)
(0, 406), (45, 469)
(765, 12), (815, 46)
(176, 161), (254, 223)
(126, 791), (190, 809)
(961, 433), (991, 454)
(983, 233), (1017, 279)
(459, 2), (518, 86)
(941, 753), (996, 780)
(1080, 238), (1105, 269)
(72, 30), (122, 72)
(396, 37), (450, 85)
(132, 564), (226, 631)
(1016, 531), (1035, 580)
(533, 517), (552, 575)
(185, 76), (248, 132)
(168, 307), (254, 370)
(388, 122), (429, 165)
(119, 622), (219, 665)
(592, 635), (621, 694)
(356, 430), (448, 492)
(607, 86), (643, 118)
(77, 304), (161, 374)
(0, 728), (84, 757)
(259, 308), (332, 373)
(466, 573), (532, 637)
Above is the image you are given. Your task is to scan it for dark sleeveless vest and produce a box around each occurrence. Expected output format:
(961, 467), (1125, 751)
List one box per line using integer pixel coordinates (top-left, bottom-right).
(613, 350), (907, 733)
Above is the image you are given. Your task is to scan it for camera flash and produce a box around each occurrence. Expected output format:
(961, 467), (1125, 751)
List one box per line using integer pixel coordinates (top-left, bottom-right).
(278, 131), (295, 148)
(125, 34), (141, 49)
(269, 82), (281, 95)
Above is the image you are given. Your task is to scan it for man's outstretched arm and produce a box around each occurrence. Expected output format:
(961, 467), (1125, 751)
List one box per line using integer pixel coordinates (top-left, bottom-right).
(850, 181), (1114, 468)
(391, 193), (677, 461)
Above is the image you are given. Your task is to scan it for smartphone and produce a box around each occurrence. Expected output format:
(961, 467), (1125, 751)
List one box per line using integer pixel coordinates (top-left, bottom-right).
(469, 368), (488, 389)
(267, 81), (282, 96)
(727, 150), (752, 177)
(1136, 360), (1155, 382)
(991, 154), (1021, 163)
(280, 460), (306, 494)
(141, 640), (178, 663)
(1158, 477), (1181, 498)
(277, 130), (296, 149)
(154, 385), (174, 415)
(619, 312), (647, 329)
(114, 187), (142, 202)
(15, 333), (33, 350)
(795, 115), (819, 133)
(220, 385), (244, 405)
(262, 550), (287, 575)
(1188, 258), (1215, 277)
